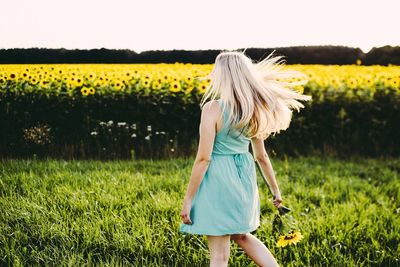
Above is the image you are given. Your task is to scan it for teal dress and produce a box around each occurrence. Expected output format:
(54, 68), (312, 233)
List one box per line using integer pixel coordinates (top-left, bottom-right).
(179, 99), (261, 236)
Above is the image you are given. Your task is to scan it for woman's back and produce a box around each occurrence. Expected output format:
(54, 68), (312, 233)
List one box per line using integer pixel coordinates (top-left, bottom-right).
(212, 99), (251, 155)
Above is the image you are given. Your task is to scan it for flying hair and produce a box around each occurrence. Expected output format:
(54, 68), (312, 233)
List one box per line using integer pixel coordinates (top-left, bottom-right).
(197, 49), (312, 140)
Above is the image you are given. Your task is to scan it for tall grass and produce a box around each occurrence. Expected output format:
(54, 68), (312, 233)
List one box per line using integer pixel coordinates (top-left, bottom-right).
(0, 156), (399, 266)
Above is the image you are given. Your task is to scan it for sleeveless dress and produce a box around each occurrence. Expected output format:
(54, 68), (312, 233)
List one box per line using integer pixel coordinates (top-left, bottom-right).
(179, 99), (261, 236)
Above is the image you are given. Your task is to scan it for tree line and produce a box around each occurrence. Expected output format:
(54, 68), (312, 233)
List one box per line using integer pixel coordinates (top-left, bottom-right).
(0, 45), (399, 65)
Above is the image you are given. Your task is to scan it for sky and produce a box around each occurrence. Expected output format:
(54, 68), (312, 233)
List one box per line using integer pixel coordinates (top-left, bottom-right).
(1, 0), (399, 54)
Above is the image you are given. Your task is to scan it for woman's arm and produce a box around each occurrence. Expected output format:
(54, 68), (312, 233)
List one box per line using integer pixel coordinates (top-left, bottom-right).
(183, 100), (219, 201)
(250, 137), (281, 197)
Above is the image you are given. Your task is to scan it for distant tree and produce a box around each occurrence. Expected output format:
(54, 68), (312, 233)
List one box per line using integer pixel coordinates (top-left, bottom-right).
(0, 45), (398, 65)
(365, 45), (400, 65)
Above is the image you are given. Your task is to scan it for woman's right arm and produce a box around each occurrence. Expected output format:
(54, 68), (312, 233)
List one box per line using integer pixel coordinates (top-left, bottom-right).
(251, 137), (282, 202)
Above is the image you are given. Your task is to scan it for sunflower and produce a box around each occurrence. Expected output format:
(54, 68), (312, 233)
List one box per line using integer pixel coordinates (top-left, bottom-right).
(161, 74), (170, 83)
(198, 82), (208, 93)
(364, 76), (375, 88)
(66, 81), (75, 90)
(141, 78), (151, 88)
(75, 77), (84, 87)
(186, 84), (195, 93)
(81, 87), (89, 96)
(87, 72), (97, 80)
(276, 230), (304, 248)
(9, 73), (17, 80)
(169, 81), (181, 93)
(30, 76), (39, 85)
(40, 80), (49, 88)
(94, 80), (102, 87)
(389, 78), (399, 89)
(114, 79), (124, 90)
(346, 77), (358, 89)
(184, 76), (193, 84)
(152, 81), (162, 90)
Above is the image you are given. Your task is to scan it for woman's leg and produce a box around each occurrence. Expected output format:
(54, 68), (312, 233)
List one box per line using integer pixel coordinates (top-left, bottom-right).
(231, 233), (279, 267)
(206, 234), (231, 267)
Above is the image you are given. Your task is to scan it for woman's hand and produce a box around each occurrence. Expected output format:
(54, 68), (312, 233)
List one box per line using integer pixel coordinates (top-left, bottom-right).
(272, 193), (283, 208)
(180, 198), (193, 225)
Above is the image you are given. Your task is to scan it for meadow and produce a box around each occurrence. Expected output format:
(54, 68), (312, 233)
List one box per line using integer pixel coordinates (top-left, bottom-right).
(1, 62), (399, 266)
(0, 156), (399, 266)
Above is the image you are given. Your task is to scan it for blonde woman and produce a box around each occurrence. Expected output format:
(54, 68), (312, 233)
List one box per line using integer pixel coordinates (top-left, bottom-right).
(179, 50), (311, 267)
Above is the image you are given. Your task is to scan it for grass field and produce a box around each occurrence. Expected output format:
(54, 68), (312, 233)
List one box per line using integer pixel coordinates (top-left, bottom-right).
(0, 156), (399, 266)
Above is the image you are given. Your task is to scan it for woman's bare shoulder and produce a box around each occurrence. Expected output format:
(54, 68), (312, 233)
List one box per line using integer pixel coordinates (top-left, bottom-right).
(201, 100), (221, 118)
(202, 99), (219, 110)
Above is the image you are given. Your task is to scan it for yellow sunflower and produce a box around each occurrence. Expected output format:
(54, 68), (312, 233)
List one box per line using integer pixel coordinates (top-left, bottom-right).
(198, 82), (208, 93)
(186, 84), (195, 93)
(114, 79), (124, 90)
(161, 74), (170, 83)
(75, 77), (84, 87)
(87, 72), (97, 80)
(152, 81), (162, 90)
(364, 76), (375, 88)
(169, 81), (181, 93)
(346, 77), (358, 89)
(9, 73), (17, 80)
(141, 78), (151, 88)
(276, 231), (303, 248)
(81, 87), (90, 96)
(40, 80), (49, 88)
(389, 78), (399, 89)
(184, 76), (193, 84)
(94, 80), (102, 87)
(30, 76), (39, 85)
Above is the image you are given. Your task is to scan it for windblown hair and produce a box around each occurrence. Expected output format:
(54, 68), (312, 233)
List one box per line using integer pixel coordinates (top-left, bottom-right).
(198, 49), (312, 140)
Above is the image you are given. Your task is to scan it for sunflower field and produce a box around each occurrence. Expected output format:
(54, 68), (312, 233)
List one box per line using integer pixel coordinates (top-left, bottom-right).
(0, 63), (399, 159)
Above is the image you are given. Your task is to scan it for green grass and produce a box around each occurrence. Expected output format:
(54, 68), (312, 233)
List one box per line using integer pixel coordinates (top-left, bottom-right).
(0, 156), (399, 266)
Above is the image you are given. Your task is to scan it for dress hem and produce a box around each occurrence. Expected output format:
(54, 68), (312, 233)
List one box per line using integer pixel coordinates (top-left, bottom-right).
(179, 223), (260, 236)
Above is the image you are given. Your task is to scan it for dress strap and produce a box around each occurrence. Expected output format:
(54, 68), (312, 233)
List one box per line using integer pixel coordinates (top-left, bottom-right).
(217, 99), (226, 119)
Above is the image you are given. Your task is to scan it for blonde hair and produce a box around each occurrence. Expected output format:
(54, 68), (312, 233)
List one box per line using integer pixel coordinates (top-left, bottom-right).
(198, 49), (312, 140)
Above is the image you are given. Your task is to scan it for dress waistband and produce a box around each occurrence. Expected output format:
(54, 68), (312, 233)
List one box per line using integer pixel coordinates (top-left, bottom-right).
(211, 151), (250, 156)
(211, 152), (253, 177)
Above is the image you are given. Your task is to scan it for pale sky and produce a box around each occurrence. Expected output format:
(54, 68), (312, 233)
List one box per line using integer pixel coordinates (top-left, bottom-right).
(1, 0), (399, 54)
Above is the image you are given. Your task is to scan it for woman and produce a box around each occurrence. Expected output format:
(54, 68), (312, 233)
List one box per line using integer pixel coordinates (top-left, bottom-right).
(179, 50), (311, 267)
